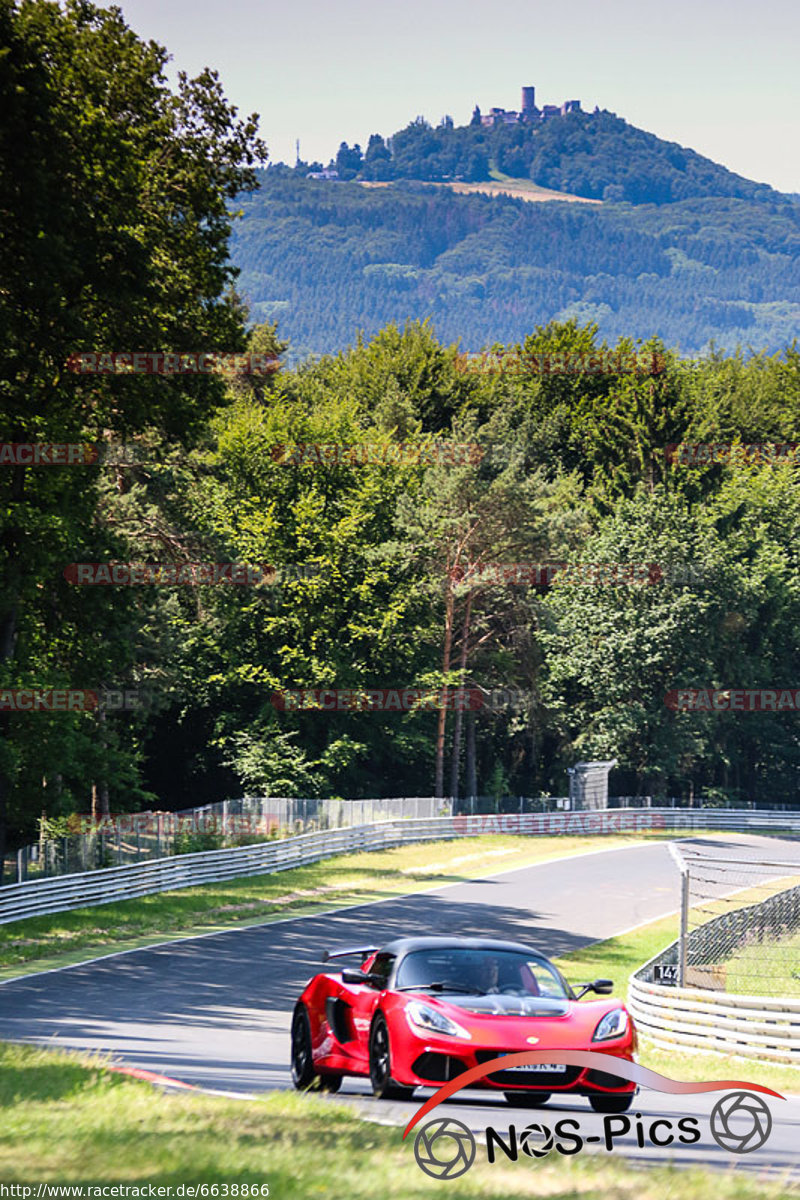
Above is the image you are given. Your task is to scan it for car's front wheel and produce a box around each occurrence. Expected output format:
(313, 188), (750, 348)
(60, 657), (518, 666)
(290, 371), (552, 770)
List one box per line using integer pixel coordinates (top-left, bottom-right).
(290, 1004), (316, 1089)
(369, 1014), (415, 1101)
(589, 1093), (634, 1114)
(504, 1091), (551, 1107)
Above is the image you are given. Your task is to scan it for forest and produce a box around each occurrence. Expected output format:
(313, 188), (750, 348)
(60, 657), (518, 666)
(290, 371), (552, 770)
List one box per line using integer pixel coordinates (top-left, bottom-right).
(2, 1), (800, 876)
(233, 174), (800, 360)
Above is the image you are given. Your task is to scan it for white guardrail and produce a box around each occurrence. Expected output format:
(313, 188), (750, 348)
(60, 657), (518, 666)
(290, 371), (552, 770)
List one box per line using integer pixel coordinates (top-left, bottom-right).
(2, 806), (800, 927)
(0, 818), (458, 925)
(628, 954), (800, 1065)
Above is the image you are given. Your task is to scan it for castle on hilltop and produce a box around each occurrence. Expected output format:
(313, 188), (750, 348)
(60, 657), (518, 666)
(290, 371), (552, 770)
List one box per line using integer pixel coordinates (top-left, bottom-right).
(475, 85), (583, 128)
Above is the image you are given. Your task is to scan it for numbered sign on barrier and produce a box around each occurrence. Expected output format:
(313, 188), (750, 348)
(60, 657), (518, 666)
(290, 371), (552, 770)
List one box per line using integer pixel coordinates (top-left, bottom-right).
(653, 964), (679, 985)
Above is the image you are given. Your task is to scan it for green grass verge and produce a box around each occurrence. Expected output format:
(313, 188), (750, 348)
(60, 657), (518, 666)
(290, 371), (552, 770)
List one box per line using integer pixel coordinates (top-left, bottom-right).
(1, 1042), (796, 1195)
(553, 918), (800, 1094)
(0, 832), (678, 979)
(721, 927), (800, 998)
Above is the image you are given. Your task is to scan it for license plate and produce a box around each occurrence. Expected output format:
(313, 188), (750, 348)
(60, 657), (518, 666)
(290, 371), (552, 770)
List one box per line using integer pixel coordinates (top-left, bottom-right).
(499, 1060), (567, 1074)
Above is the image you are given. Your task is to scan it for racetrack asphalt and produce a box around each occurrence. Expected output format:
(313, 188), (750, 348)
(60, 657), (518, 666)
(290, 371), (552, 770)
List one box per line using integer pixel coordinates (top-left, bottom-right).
(1, 833), (798, 1179)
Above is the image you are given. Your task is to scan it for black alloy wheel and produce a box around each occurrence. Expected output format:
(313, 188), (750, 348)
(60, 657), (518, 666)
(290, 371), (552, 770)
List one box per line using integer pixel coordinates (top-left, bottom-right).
(290, 1005), (316, 1089)
(369, 1014), (415, 1100)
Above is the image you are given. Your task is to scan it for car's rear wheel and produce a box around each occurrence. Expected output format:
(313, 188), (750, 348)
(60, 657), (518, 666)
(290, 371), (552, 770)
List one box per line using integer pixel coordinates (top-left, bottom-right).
(319, 1073), (342, 1093)
(504, 1091), (551, 1107)
(369, 1014), (415, 1101)
(589, 1093), (634, 1114)
(290, 1004), (316, 1089)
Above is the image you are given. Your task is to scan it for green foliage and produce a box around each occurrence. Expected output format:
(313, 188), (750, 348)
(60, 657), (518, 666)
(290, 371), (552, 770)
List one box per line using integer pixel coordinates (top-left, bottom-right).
(0, 0), (266, 869)
(172, 831), (226, 855)
(5, 296), (800, 846)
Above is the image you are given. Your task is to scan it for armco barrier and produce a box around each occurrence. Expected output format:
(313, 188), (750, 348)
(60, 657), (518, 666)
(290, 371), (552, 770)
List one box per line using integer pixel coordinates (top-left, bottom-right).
(2, 806), (799, 926)
(0, 819), (460, 925)
(628, 954), (800, 1065)
(451, 808), (800, 836)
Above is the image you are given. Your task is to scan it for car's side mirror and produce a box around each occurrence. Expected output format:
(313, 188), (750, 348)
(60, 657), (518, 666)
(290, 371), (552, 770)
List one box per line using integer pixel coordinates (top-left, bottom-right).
(341, 968), (368, 984)
(573, 978), (614, 999)
(341, 968), (383, 987)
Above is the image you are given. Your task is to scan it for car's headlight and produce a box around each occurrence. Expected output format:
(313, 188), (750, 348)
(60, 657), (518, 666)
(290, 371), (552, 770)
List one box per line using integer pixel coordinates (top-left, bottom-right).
(592, 1008), (629, 1041)
(405, 1000), (471, 1040)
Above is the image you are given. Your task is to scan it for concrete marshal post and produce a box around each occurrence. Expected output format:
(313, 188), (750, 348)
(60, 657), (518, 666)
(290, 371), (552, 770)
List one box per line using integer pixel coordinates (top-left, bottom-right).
(567, 760), (618, 810)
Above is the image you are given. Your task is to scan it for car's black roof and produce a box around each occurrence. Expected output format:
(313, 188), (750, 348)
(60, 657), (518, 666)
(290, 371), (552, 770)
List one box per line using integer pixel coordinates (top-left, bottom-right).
(378, 936), (550, 959)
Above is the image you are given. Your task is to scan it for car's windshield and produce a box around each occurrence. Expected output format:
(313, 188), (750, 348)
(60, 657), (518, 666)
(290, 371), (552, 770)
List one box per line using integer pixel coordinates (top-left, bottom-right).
(394, 948), (568, 998)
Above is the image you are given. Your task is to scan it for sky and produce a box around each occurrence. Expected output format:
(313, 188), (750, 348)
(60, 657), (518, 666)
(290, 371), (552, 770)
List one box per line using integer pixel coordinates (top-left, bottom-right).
(119, 0), (800, 193)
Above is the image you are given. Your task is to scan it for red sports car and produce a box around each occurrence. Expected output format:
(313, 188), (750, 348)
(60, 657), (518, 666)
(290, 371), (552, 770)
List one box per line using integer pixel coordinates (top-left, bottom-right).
(290, 936), (637, 1112)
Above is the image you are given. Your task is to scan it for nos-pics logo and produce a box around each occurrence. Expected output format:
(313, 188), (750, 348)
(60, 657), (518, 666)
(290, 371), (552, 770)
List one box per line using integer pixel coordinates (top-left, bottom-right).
(403, 1051), (782, 1180)
(414, 1119), (476, 1180)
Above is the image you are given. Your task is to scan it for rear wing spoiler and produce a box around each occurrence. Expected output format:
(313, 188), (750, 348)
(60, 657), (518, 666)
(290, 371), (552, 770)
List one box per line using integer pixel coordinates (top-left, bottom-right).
(322, 945), (378, 964)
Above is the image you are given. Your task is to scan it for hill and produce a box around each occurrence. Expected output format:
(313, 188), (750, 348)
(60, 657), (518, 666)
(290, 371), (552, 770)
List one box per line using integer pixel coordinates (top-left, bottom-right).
(231, 172), (800, 360)
(231, 103), (799, 360)
(305, 108), (781, 206)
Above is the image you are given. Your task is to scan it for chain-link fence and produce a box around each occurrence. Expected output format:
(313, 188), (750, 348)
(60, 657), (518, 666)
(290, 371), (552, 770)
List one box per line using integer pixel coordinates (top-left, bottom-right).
(672, 842), (800, 996)
(452, 795), (567, 815)
(4, 795), (450, 884)
(6, 796), (578, 883)
(7, 791), (798, 888)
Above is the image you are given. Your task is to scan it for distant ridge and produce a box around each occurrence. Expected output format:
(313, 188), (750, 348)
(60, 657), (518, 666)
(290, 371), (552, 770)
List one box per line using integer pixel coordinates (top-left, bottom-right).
(240, 96), (798, 359)
(283, 98), (779, 208)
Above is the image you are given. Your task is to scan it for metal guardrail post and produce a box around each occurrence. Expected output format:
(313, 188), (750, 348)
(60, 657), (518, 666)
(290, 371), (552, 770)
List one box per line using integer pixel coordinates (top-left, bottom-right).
(669, 842), (690, 987)
(679, 866), (689, 987)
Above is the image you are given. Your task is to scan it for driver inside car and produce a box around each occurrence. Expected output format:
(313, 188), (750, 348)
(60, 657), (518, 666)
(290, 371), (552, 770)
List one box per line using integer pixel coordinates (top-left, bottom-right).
(475, 956), (501, 993)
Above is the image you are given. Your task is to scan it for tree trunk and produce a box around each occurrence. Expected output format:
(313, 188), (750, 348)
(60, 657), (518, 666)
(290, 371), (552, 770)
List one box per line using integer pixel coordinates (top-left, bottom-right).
(97, 707), (110, 817)
(529, 724), (537, 795)
(0, 772), (7, 887)
(466, 709), (477, 802)
(434, 574), (456, 797)
(0, 463), (26, 886)
(449, 590), (473, 802)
